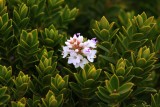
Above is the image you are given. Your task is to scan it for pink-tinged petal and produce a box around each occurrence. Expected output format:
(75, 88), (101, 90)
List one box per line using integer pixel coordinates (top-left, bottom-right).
(77, 36), (83, 42)
(65, 42), (70, 46)
(79, 43), (84, 47)
(73, 34), (78, 39)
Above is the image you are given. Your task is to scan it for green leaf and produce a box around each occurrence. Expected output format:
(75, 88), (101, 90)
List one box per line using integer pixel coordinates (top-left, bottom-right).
(70, 8), (78, 18)
(44, 66), (52, 73)
(137, 15), (143, 27)
(56, 94), (63, 107)
(122, 26), (130, 40)
(0, 21), (8, 31)
(105, 80), (112, 93)
(5, 70), (12, 80)
(45, 38), (54, 46)
(69, 82), (81, 94)
(111, 28), (119, 39)
(92, 29), (103, 41)
(49, 96), (57, 107)
(4, 21), (12, 36)
(53, 36), (63, 47)
(84, 64), (91, 74)
(13, 10), (21, 23)
(94, 69), (102, 80)
(118, 90), (132, 103)
(110, 74), (119, 90)
(109, 93), (120, 99)
(142, 48), (150, 59)
(0, 87), (7, 96)
(91, 21), (100, 31)
(81, 70), (87, 81)
(143, 16), (154, 26)
(99, 55), (116, 64)
(155, 35), (160, 52)
(125, 66), (133, 76)
(97, 86), (110, 99)
(116, 67), (125, 76)
(128, 41), (141, 50)
(20, 39), (30, 49)
(132, 87), (147, 96)
(43, 74), (51, 85)
(31, 29), (38, 41)
(97, 44), (110, 53)
(136, 58), (147, 67)
(141, 12), (147, 21)
(19, 17), (29, 27)
(137, 48), (143, 59)
(84, 79), (95, 87)
(62, 67), (73, 75)
(132, 33), (144, 41)
(0, 17), (3, 27)
(118, 83), (134, 94)
(116, 33), (127, 50)
(140, 26), (151, 32)
(99, 16), (109, 29)
(41, 98), (48, 107)
(81, 88), (94, 96)
(151, 94), (157, 107)
(46, 90), (54, 101)
(0, 95), (10, 105)
(96, 92), (109, 103)
(74, 73), (83, 85)
(109, 22), (115, 31)
(20, 4), (28, 19)
(131, 67), (143, 75)
(57, 79), (65, 90)
(21, 30), (28, 40)
(18, 83), (28, 92)
(51, 81), (59, 91)
(100, 29), (110, 40)
(2, 13), (8, 24)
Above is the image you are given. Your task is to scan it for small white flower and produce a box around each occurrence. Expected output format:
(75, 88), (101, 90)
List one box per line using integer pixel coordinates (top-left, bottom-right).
(83, 39), (97, 48)
(68, 52), (83, 66)
(82, 47), (91, 55)
(62, 46), (70, 58)
(86, 50), (97, 62)
(77, 36), (83, 43)
(62, 33), (97, 68)
(75, 58), (89, 68)
(65, 41), (72, 48)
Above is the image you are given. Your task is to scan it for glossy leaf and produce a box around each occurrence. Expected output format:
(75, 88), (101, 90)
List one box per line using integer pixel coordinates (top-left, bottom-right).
(118, 83), (134, 94)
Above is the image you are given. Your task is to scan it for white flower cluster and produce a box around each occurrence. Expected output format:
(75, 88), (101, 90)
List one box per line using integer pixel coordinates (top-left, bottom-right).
(62, 33), (97, 68)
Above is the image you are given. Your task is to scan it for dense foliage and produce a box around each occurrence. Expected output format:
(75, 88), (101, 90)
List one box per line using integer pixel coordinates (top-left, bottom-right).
(0, 0), (160, 106)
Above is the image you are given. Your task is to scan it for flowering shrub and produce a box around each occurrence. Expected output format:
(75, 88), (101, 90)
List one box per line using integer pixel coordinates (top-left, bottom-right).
(0, 0), (160, 107)
(62, 33), (97, 68)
